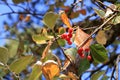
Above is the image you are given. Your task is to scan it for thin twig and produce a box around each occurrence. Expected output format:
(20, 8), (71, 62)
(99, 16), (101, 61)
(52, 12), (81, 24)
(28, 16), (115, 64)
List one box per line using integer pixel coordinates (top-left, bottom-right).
(85, 54), (119, 80)
(96, 0), (120, 12)
(116, 55), (120, 80)
(5, 64), (20, 80)
(78, 13), (117, 48)
(110, 66), (116, 80)
(52, 30), (72, 63)
(4, 1), (15, 12)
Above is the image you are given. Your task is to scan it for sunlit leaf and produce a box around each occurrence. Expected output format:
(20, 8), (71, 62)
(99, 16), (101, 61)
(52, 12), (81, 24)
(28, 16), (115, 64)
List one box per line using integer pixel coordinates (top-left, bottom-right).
(59, 10), (72, 28)
(12, 0), (25, 4)
(0, 47), (8, 64)
(90, 44), (108, 63)
(96, 30), (107, 45)
(43, 12), (59, 29)
(91, 71), (105, 80)
(65, 48), (77, 61)
(74, 28), (93, 49)
(78, 58), (90, 75)
(32, 34), (53, 44)
(59, 74), (69, 79)
(94, 8), (105, 18)
(104, 4), (116, 18)
(42, 60), (60, 80)
(29, 61), (42, 80)
(10, 55), (33, 74)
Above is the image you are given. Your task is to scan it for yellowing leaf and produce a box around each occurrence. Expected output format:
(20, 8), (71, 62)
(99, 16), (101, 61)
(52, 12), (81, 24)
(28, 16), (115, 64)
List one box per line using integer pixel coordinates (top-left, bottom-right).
(43, 12), (59, 29)
(96, 30), (107, 45)
(42, 60), (60, 80)
(32, 34), (53, 44)
(59, 10), (72, 28)
(74, 28), (93, 49)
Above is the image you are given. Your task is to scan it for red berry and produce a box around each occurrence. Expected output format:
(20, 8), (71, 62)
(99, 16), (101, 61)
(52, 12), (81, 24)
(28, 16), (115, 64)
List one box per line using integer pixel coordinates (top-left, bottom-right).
(87, 55), (91, 61)
(77, 48), (83, 54)
(67, 40), (72, 45)
(68, 33), (72, 38)
(61, 33), (67, 39)
(68, 28), (73, 34)
(80, 53), (85, 58)
(85, 48), (90, 52)
(65, 36), (70, 41)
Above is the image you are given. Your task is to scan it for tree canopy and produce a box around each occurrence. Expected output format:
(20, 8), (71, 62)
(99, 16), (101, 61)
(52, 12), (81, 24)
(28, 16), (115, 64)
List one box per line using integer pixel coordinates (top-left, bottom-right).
(0, 0), (120, 80)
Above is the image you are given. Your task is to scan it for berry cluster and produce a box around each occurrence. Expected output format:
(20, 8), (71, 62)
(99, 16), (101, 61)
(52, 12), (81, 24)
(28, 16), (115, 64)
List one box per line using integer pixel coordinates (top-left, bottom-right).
(61, 28), (73, 45)
(77, 47), (92, 61)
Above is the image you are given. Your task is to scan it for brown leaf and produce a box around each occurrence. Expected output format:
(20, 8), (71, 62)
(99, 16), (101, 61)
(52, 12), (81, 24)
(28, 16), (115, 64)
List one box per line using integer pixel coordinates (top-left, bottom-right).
(24, 15), (31, 22)
(42, 60), (60, 80)
(96, 30), (107, 45)
(41, 41), (52, 60)
(74, 28), (93, 49)
(77, 9), (86, 15)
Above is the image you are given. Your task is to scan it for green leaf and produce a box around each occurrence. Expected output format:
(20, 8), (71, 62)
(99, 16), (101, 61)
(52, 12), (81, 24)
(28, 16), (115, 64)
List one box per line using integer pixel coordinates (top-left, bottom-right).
(32, 34), (53, 44)
(12, 0), (25, 4)
(91, 71), (105, 80)
(101, 75), (109, 80)
(58, 27), (66, 35)
(29, 61), (42, 80)
(65, 48), (77, 61)
(10, 55), (33, 74)
(94, 8), (105, 18)
(43, 12), (59, 29)
(111, 15), (120, 25)
(7, 40), (19, 58)
(90, 44), (108, 63)
(78, 58), (90, 75)
(0, 47), (8, 64)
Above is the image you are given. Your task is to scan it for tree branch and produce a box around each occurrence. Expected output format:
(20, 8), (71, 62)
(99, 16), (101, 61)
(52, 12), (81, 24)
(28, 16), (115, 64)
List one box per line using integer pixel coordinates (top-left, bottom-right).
(85, 54), (119, 80)
(78, 13), (117, 48)
(116, 55), (120, 80)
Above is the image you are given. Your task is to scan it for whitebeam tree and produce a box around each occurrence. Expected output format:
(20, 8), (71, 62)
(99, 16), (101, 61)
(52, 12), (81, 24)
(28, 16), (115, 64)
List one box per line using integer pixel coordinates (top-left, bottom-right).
(0, 0), (120, 80)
